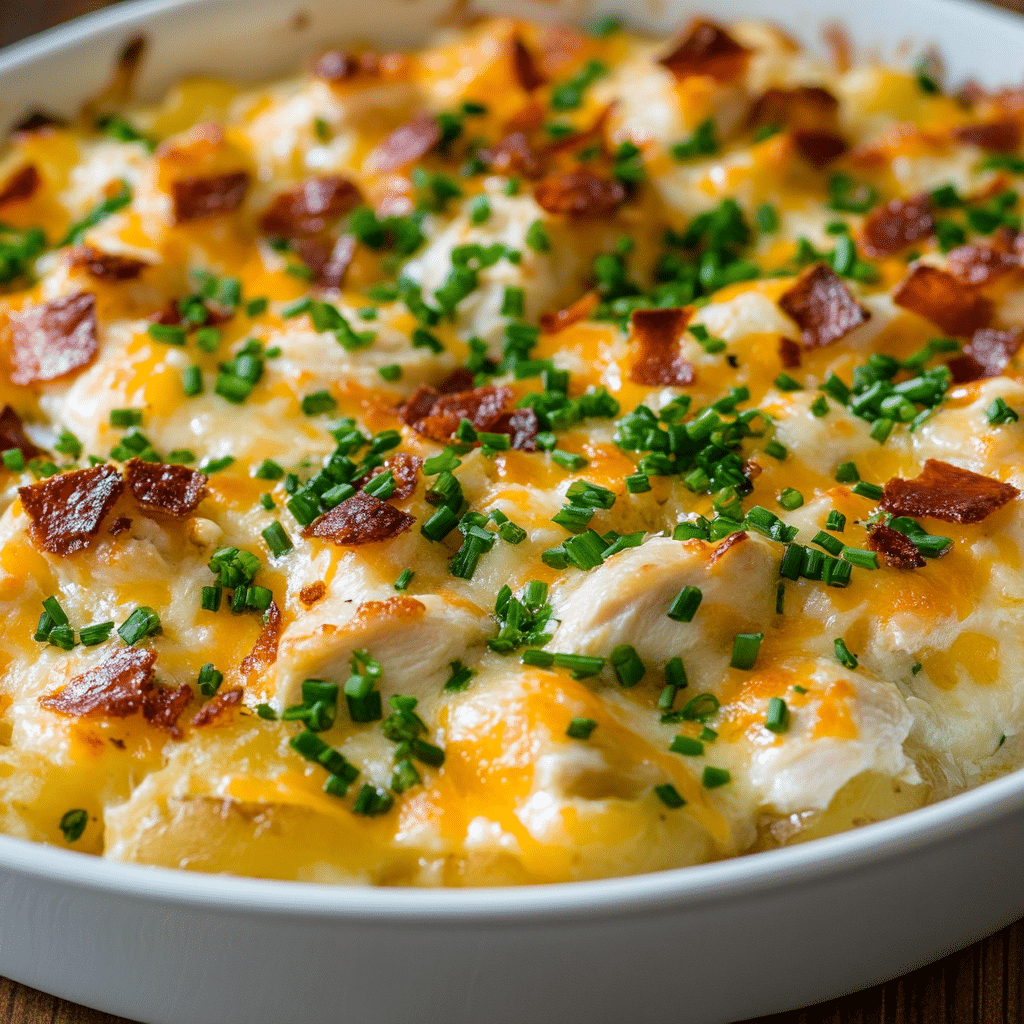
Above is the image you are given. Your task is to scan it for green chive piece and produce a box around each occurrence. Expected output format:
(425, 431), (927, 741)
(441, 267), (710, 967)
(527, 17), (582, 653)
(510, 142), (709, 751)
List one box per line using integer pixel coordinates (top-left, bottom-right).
(654, 783), (686, 808)
(812, 530), (844, 556)
(670, 735), (704, 756)
(986, 397), (1019, 425)
(765, 696), (789, 734)
(525, 219), (550, 253)
(59, 808), (88, 843)
(702, 766), (731, 789)
(566, 717), (598, 740)
(667, 585), (702, 623)
(444, 660), (474, 692)
(610, 644), (645, 687)
(79, 622), (114, 646)
(729, 632), (763, 670)
(835, 461), (860, 484)
(201, 586), (222, 612)
(147, 323), (186, 346)
(182, 365), (203, 396)
(117, 606), (161, 645)
(841, 546), (878, 570)
(197, 662), (224, 697)
(261, 521), (292, 558)
(834, 637), (859, 669)
(775, 373), (803, 392)
(378, 364), (402, 382)
(778, 488), (804, 511)
(301, 390), (337, 416)
(394, 568), (414, 591)
(352, 783), (393, 816)
(255, 703), (277, 720)
(852, 481), (882, 500)
(826, 510), (846, 532)
(2, 448), (24, 471)
(109, 408), (143, 428)
(551, 449), (588, 471)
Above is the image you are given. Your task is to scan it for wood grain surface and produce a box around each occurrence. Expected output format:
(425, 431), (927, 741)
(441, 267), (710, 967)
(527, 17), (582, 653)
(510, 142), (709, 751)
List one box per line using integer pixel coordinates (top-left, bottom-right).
(1, 1), (1024, 1022)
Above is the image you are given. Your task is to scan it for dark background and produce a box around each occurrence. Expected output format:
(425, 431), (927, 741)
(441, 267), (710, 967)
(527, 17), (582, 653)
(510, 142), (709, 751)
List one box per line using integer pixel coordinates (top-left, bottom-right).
(2, 1), (1024, 1021)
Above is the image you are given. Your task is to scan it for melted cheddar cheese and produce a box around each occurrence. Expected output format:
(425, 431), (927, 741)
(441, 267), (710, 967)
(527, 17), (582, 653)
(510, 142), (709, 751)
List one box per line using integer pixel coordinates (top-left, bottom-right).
(0, 15), (1022, 885)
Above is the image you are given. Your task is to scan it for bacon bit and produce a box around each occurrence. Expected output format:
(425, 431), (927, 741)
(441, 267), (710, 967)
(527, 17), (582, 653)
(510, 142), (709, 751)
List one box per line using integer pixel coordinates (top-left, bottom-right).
(659, 19), (751, 83)
(413, 384), (512, 442)
(540, 290), (599, 334)
(628, 307), (696, 386)
(0, 405), (39, 460)
(125, 458), (208, 516)
(538, 24), (586, 78)
(259, 176), (363, 237)
(314, 50), (380, 82)
(952, 117), (1022, 152)
(709, 530), (748, 566)
(12, 111), (67, 134)
(397, 384), (441, 427)
(107, 516), (132, 536)
(511, 35), (545, 91)
(294, 234), (356, 289)
(19, 465), (123, 555)
(9, 291), (98, 386)
(0, 165), (40, 208)
(191, 687), (243, 728)
(369, 113), (441, 173)
(149, 298), (231, 329)
(170, 170), (250, 223)
(892, 264), (992, 336)
(822, 22), (853, 73)
(68, 245), (150, 281)
(948, 326), (1023, 382)
(363, 452), (422, 500)
(778, 337), (802, 368)
(481, 131), (543, 178)
(437, 367), (475, 394)
(492, 406), (539, 452)
(880, 459), (1019, 524)
(945, 243), (1019, 286)
(299, 581), (327, 608)
(779, 263), (870, 348)
(866, 524), (926, 569)
(534, 168), (625, 218)
(303, 489), (415, 546)
(792, 130), (848, 168)
(142, 683), (193, 739)
(749, 85), (839, 130)
(41, 646), (156, 719)
(240, 602), (282, 677)
(860, 194), (934, 257)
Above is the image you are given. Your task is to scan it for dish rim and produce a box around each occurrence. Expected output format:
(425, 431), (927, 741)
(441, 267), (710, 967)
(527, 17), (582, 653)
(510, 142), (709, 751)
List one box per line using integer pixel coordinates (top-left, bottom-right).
(1, 0), (1024, 922)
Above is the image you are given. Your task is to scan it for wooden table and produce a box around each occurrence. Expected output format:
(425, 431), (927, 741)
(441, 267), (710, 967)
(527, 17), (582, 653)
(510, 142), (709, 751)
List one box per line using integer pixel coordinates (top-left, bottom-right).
(2, 1), (1024, 1021)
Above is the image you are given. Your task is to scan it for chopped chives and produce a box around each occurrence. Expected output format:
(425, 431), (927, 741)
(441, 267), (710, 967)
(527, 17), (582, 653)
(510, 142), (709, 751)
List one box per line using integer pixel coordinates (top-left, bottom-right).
(255, 703), (277, 720)
(812, 530), (844, 556)
(778, 488), (804, 511)
(825, 510), (846, 532)
(841, 546), (878, 570)
(809, 395), (830, 418)
(352, 784), (393, 816)
(2, 448), (24, 471)
(421, 505), (460, 542)
(765, 696), (789, 734)
(610, 644), (645, 687)
(378, 364), (402, 382)
(701, 766), (731, 789)
(182, 365), (203, 396)
(667, 585), (702, 623)
(201, 455), (235, 474)
(109, 408), (143, 428)
(729, 632), (763, 670)
(774, 373), (803, 392)
(59, 808), (88, 843)
(764, 440), (787, 460)
(566, 717), (598, 740)
(201, 586), (222, 612)
(245, 297), (268, 317)
(261, 521), (292, 558)
(779, 543), (804, 581)
(194, 327), (221, 353)
(394, 568), (414, 591)
(147, 323), (186, 346)
(654, 783), (686, 808)
(117, 606), (161, 645)
(835, 461), (860, 483)
(625, 473), (651, 493)
(444, 660), (474, 692)
(197, 662), (223, 697)
(525, 219), (550, 253)
(551, 449), (588, 471)
(834, 637), (859, 669)
(79, 621), (114, 646)
(301, 390), (337, 416)
(670, 735), (704, 756)
(254, 459), (285, 481)
(852, 481), (883, 500)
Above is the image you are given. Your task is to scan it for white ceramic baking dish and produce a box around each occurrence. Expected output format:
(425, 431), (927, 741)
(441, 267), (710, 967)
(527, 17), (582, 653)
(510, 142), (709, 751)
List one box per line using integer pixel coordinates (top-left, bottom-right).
(1, 1), (1023, 1021)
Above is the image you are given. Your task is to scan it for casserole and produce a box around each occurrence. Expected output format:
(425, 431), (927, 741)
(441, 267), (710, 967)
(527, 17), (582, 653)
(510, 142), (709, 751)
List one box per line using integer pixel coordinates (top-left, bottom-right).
(1, 0), (1024, 1021)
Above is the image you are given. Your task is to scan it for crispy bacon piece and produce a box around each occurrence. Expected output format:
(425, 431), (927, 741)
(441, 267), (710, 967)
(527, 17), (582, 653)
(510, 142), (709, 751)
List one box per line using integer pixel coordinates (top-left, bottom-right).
(9, 291), (98, 386)
(880, 459), (1019, 524)
(369, 113), (441, 173)
(125, 458), (208, 516)
(19, 465), (123, 555)
(142, 683), (193, 739)
(533, 168), (625, 218)
(945, 243), (1019, 286)
(947, 326), (1023, 382)
(107, 516), (132, 536)
(437, 367), (475, 394)
(778, 337), (801, 368)
(860, 194), (934, 257)
(41, 646), (157, 719)
(512, 36), (545, 91)
(240, 602), (282, 677)
(628, 307), (696, 386)
(191, 687), (243, 728)
(413, 384), (512, 442)
(314, 50), (380, 82)
(0, 405), (39, 460)
(952, 117), (1021, 152)
(540, 291), (599, 334)
(149, 298), (231, 329)
(492, 406), (539, 452)
(866, 524), (926, 569)
(708, 530), (748, 566)
(659, 19), (751, 83)
(170, 171), (250, 223)
(397, 384), (441, 428)
(362, 452), (422, 500)
(69, 245), (149, 281)
(823, 23), (853, 73)
(892, 264), (992, 336)
(482, 131), (543, 178)
(259, 176), (362, 237)
(294, 234), (356, 289)
(0, 165), (40, 208)
(12, 111), (67, 134)
(792, 130), (848, 168)
(303, 489), (415, 545)
(779, 263), (870, 348)
(299, 581), (327, 607)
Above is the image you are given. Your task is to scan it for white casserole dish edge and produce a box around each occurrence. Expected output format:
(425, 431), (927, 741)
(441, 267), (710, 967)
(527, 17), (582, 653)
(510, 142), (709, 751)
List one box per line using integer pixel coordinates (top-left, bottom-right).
(0, 1), (1023, 1022)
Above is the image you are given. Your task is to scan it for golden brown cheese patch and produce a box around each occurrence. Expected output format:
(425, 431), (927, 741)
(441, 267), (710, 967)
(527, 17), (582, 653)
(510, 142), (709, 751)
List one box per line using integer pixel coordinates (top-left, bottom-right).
(893, 264), (992, 336)
(778, 263), (870, 348)
(881, 459), (1020, 524)
(124, 459), (208, 517)
(303, 489), (415, 546)
(659, 19), (751, 83)
(9, 291), (98, 385)
(628, 307), (696, 386)
(19, 465), (124, 555)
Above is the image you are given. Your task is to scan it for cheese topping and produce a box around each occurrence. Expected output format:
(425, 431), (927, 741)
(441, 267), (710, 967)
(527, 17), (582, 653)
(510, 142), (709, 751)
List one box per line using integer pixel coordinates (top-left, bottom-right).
(0, 15), (1022, 885)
